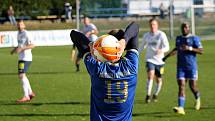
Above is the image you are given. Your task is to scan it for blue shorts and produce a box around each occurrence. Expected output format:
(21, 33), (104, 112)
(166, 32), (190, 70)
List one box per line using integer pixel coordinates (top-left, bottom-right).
(177, 68), (198, 80)
(18, 60), (31, 74)
(146, 62), (164, 78)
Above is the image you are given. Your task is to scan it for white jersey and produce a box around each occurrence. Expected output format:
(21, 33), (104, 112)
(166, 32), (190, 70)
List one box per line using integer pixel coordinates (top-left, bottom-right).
(82, 23), (98, 42)
(139, 30), (169, 65)
(17, 30), (33, 61)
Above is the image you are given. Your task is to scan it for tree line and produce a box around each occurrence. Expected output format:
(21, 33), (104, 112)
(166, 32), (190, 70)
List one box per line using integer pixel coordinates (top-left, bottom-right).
(0, 0), (121, 19)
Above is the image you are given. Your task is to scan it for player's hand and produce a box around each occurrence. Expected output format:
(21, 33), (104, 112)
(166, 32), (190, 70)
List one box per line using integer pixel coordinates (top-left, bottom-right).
(89, 42), (95, 57)
(15, 47), (23, 53)
(118, 39), (126, 53)
(181, 45), (192, 51)
(85, 32), (91, 38)
(10, 50), (15, 55)
(162, 57), (167, 62)
(110, 39), (126, 63)
(156, 49), (163, 56)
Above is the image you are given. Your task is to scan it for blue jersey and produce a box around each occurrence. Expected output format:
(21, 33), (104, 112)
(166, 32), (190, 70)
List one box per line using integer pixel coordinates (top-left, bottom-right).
(176, 35), (203, 70)
(84, 49), (139, 121)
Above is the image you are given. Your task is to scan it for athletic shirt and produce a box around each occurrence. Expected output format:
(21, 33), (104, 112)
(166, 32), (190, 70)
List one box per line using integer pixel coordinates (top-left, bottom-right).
(139, 30), (169, 65)
(176, 34), (203, 70)
(84, 49), (139, 121)
(17, 30), (33, 61)
(82, 23), (98, 42)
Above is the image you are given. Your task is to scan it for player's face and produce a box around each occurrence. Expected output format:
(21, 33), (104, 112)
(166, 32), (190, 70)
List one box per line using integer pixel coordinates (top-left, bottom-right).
(83, 18), (90, 25)
(17, 22), (25, 31)
(150, 20), (158, 33)
(182, 24), (190, 36)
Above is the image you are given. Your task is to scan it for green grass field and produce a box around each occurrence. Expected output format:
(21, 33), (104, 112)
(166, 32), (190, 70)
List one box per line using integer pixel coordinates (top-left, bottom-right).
(0, 40), (215, 121)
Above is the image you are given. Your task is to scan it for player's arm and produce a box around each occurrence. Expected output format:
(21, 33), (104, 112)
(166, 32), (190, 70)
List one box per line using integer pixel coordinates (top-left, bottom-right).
(192, 47), (203, 54)
(182, 36), (203, 54)
(10, 44), (35, 54)
(160, 33), (170, 53)
(123, 21), (139, 50)
(70, 30), (91, 57)
(91, 29), (98, 35)
(181, 45), (203, 54)
(108, 29), (125, 40)
(162, 47), (177, 61)
(10, 47), (17, 55)
(85, 29), (98, 37)
(138, 34), (146, 53)
(18, 44), (35, 53)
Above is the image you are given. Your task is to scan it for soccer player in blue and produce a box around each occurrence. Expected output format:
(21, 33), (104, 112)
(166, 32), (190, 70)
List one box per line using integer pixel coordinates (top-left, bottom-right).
(163, 22), (203, 115)
(70, 22), (139, 121)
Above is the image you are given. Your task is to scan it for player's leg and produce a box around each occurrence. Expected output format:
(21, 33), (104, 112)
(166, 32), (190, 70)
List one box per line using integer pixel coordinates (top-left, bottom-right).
(173, 79), (186, 115)
(188, 70), (201, 110)
(145, 62), (155, 103)
(17, 61), (34, 103)
(173, 69), (186, 115)
(25, 61), (35, 100)
(153, 64), (164, 102)
(71, 45), (76, 61)
(75, 51), (82, 72)
(17, 73), (30, 102)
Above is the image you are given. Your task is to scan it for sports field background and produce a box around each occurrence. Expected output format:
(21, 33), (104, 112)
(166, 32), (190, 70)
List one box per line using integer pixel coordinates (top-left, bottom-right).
(0, 19), (215, 121)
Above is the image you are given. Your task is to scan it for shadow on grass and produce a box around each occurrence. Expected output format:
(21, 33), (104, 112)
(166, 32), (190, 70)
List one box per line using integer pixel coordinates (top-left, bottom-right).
(133, 111), (177, 118)
(0, 112), (175, 118)
(0, 100), (89, 106)
(186, 106), (215, 110)
(0, 113), (89, 117)
(0, 71), (78, 76)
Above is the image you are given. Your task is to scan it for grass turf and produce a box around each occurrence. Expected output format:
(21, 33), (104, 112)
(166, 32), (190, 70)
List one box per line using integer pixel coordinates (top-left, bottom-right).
(0, 40), (215, 121)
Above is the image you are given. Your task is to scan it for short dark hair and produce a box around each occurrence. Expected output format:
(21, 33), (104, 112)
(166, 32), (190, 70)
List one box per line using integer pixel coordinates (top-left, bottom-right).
(17, 19), (24, 23)
(181, 22), (189, 29)
(149, 18), (159, 25)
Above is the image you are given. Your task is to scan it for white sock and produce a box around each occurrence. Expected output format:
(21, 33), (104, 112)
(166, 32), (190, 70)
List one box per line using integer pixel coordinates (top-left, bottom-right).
(154, 81), (162, 96)
(21, 77), (30, 98)
(23, 76), (33, 95)
(146, 80), (153, 96)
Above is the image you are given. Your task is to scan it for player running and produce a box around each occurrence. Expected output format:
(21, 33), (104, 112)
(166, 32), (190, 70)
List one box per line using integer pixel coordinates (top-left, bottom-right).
(163, 22), (203, 115)
(139, 18), (169, 103)
(70, 22), (139, 121)
(10, 20), (35, 103)
(72, 17), (98, 72)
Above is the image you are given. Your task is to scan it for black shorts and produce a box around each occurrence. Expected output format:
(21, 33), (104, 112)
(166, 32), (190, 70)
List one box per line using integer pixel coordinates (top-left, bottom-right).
(18, 60), (31, 74)
(77, 51), (83, 59)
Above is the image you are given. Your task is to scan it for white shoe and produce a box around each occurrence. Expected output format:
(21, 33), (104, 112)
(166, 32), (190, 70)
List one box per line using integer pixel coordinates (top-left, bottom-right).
(173, 107), (185, 115)
(195, 98), (201, 110)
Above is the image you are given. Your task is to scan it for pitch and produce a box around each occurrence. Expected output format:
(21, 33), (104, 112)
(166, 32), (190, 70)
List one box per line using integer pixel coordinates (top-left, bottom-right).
(0, 41), (215, 121)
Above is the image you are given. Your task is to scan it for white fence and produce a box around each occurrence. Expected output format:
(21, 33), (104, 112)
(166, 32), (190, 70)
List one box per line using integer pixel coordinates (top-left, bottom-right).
(0, 29), (73, 48)
(127, 0), (214, 15)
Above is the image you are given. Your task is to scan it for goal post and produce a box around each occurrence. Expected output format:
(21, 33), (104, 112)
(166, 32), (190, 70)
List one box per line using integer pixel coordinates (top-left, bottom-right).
(190, 4), (215, 38)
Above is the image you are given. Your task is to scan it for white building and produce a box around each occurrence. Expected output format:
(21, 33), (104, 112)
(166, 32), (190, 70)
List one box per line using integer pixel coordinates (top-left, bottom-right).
(127, 0), (215, 15)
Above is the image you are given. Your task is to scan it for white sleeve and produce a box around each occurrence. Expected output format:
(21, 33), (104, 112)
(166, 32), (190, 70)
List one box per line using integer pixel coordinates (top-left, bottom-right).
(90, 24), (97, 30)
(160, 32), (169, 53)
(138, 33), (147, 53)
(26, 31), (33, 45)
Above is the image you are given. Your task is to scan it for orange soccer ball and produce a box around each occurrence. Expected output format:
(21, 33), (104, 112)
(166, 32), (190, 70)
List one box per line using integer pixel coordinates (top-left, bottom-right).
(93, 34), (123, 62)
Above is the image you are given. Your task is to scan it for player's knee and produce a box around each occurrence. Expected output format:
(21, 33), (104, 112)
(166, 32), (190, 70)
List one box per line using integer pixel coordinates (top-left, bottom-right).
(179, 83), (186, 91)
(18, 73), (26, 80)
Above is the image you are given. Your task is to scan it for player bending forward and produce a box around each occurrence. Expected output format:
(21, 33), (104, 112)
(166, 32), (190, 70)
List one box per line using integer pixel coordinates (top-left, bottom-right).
(70, 22), (139, 121)
(163, 22), (203, 115)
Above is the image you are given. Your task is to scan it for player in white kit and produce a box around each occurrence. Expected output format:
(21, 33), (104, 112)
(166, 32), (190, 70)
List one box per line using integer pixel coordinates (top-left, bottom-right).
(11, 20), (35, 103)
(72, 17), (99, 72)
(139, 18), (169, 103)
